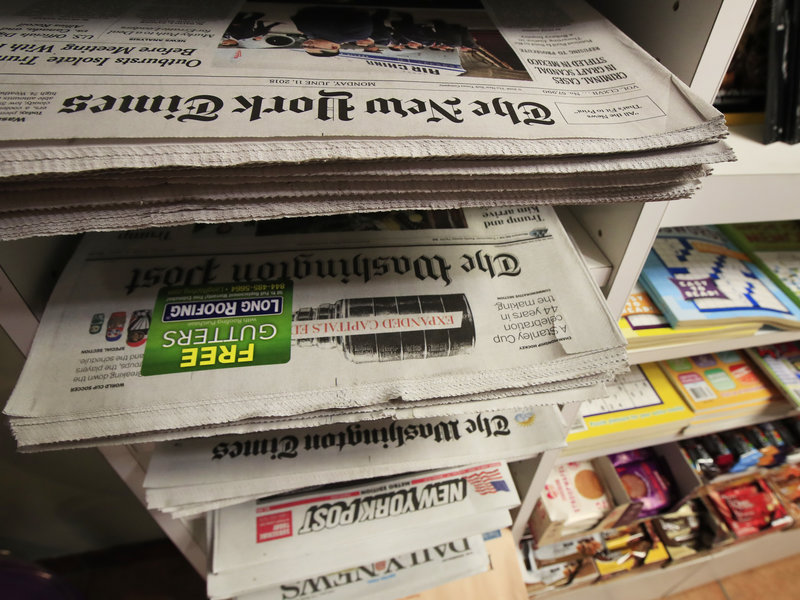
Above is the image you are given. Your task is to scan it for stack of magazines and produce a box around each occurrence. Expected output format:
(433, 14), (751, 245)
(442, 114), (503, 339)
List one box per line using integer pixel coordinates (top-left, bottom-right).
(639, 225), (800, 331)
(0, 0), (733, 240)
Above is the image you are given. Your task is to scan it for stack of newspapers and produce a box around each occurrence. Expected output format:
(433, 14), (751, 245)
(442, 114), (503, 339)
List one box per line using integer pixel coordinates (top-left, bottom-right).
(1, 0), (737, 597)
(3, 205), (623, 598)
(205, 463), (519, 600)
(4, 205), (625, 449)
(0, 0), (733, 240)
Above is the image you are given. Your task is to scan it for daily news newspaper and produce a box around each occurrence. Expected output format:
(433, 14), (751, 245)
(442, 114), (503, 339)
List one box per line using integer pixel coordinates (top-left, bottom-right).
(4, 205), (627, 448)
(208, 462), (517, 598)
(236, 534), (489, 600)
(143, 405), (565, 517)
(0, 0), (725, 171)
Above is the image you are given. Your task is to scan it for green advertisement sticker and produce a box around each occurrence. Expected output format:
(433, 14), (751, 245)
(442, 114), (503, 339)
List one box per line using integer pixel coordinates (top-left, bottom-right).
(141, 281), (292, 375)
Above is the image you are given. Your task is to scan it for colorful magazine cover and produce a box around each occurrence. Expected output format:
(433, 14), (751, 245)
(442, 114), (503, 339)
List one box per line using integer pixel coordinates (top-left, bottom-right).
(567, 363), (692, 444)
(720, 221), (800, 309)
(618, 282), (758, 349)
(746, 342), (800, 407)
(640, 225), (800, 330)
(658, 350), (779, 414)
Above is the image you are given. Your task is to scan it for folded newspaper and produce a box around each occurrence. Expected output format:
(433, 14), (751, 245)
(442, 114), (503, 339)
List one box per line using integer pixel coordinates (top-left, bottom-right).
(4, 205), (627, 449)
(235, 534), (491, 600)
(0, 161), (715, 240)
(0, 0), (733, 239)
(208, 461), (518, 599)
(143, 405), (565, 518)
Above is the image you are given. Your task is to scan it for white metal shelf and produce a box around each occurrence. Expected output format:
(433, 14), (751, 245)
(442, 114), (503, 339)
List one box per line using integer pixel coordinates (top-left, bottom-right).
(662, 125), (800, 227)
(628, 328), (800, 365)
(717, 124), (800, 176)
(539, 527), (800, 600)
(560, 402), (799, 464)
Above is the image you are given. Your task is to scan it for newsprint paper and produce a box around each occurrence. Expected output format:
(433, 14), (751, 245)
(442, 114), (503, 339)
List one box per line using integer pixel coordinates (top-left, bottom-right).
(4, 205), (627, 449)
(208, 461), (517, 599)
(0, 0), (727, 176)
(0, 173), (706, 240)
(144, 405), (565, 518)
(235, 534), (490, 600)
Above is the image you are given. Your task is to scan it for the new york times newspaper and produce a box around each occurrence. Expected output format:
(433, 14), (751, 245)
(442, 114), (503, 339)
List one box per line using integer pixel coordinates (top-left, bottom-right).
(208, 462), (516, 598)
(0, 0), (722, 153)
(5, 205), (626, 449)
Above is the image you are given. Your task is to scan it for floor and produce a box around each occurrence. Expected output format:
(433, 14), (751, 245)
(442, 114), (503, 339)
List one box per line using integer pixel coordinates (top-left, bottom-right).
(37, 539), (206, 600)
(15, 539), (800, 600)
(664, 550), (800, 600)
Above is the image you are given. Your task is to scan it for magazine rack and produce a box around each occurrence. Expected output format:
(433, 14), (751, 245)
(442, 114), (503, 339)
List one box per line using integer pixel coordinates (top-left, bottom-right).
(5, 1), (800, 598)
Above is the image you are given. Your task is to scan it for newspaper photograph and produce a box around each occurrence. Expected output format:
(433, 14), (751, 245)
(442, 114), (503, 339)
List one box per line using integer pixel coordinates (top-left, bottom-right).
(4, 205), (626, 448)
(0, 0), (723, 151)
(236, 534), (489, 600)
(208, 461), (516, 597)
(143, 405), (565, 514)
(213, 2), (527, 79)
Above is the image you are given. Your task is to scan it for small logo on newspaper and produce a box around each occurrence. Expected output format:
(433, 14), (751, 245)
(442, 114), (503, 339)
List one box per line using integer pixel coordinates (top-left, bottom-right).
(373, 560), (387, 572)
(514, 411), (537, 426)
(141, 281), (292, 375)
(464, 468), (509, 495)
(256, 511), (293, 543)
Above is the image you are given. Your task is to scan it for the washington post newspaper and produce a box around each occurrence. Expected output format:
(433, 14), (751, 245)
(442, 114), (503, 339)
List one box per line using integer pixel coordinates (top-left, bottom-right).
(0, 0), (727, 177)
(4, 205), (627, 449)
(143, 405), (565, 517)
(208, 462), (517, 598)
(235, 534), (489, 600)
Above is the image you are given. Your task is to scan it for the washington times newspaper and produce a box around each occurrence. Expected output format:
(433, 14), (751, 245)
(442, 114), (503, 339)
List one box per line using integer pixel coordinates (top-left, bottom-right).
(208, 462), (516, 598)
(143, 406), (565, 517)
(4, 205), (626, 449)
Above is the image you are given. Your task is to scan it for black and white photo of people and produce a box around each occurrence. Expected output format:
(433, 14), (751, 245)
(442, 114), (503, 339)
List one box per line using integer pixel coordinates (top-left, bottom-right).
(216, 1), (530, 80)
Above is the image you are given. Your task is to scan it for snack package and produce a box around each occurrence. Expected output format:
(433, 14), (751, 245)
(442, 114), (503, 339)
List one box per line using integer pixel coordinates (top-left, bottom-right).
(532, 534), (604, 567)
(743, 425), (782, 467)
(761, 422), (795, 462)
(615, 458), (674, 517)
(608, 448), (654, 468)
(708, 477), (793, 538)
(766, 464), (800, 521)
(520, 539), (598, 595)
(652, 502), (703, 561)
(681, 438), (722, 481)
(720, 431), (763, 473)
(540, 461), (612, 535)
(593, 522), (669, 580)
(701, 434), (735, 473)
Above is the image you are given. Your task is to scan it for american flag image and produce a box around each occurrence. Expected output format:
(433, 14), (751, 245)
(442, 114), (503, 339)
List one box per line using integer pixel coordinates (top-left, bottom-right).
(464, 468), (510, 495)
